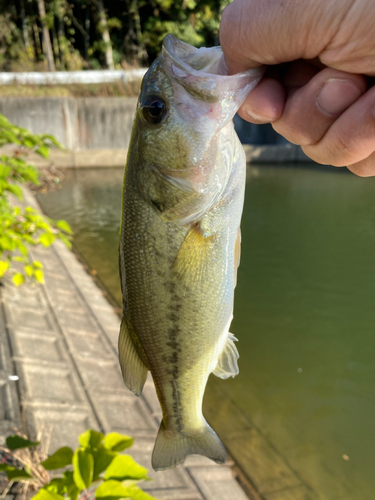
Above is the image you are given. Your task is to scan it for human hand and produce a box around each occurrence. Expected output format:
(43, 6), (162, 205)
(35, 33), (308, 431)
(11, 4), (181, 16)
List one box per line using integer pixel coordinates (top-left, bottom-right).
(220, 0), (375, 176)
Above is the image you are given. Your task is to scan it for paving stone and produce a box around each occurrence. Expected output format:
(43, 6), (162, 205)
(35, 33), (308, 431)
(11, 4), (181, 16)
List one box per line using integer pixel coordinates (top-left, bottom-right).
(93, 324), (120, 354)
(3, 303), (56, 332)
(16, 362), (85, 405)
(0, 304), (21, 433)
(9, 326), (59, 338)
(82, 293), (116, 312)
(142, 377), (163, 421)
(188, 466), (249, 500)
(55, 308), (98, 332)
(131, 438), (203, 500)
(2, 285), (46, 308)
(0, 383), (15, 422)
(44, 273), (77, 289)
(90, 308), (121, 332)
(92, 393), (157, 437)
(263, 485), (317, 500)
(25, 405), (99, 453)
(184, 454), (226, 467)
(0, 188), (254, 500)
(11, 332), (66, 363)
(64, 325), (101, 338)
(64, 331), (113, 361)
(0, 338), (8, 373)
(50, 293), (85, 310)
(77, 359), (125, 393)
(228, 429), (301, 495)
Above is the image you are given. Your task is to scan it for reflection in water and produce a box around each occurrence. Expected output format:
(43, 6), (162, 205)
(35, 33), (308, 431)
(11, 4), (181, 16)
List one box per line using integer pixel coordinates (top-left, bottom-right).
(37, 166), (375, 500)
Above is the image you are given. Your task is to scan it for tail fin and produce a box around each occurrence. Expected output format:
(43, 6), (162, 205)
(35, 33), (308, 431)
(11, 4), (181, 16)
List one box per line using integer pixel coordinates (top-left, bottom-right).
(152, 420), (227, 471)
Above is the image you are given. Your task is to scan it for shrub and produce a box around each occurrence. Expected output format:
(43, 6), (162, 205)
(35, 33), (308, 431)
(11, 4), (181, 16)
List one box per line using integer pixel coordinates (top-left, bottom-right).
(0, 430), (158, 500)
(0, 113), (72, 286)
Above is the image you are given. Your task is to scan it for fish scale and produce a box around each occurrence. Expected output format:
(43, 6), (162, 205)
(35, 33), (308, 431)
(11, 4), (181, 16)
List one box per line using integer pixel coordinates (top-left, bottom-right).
(118, 34), (263, 471)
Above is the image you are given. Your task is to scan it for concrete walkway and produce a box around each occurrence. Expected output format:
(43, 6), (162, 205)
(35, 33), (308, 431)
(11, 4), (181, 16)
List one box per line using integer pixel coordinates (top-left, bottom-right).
(0, 192), (252, 500)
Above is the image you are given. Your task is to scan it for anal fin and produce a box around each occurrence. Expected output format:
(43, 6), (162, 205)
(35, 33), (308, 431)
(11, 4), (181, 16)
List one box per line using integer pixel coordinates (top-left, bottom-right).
(213, 333), (239, 379)
(118, 317), (148, 396)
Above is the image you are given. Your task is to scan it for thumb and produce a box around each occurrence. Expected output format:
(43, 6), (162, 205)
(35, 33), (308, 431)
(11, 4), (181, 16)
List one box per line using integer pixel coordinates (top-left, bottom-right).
(219, 0), (344, 74)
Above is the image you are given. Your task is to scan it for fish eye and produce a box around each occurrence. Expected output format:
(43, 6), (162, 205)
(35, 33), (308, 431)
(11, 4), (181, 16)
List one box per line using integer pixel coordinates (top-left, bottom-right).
(141, 96), (166, 124)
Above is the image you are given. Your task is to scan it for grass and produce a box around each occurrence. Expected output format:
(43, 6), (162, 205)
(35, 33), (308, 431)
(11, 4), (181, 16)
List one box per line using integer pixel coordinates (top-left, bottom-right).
(0, 428), (51, 499)
(0, 80), (142, 98)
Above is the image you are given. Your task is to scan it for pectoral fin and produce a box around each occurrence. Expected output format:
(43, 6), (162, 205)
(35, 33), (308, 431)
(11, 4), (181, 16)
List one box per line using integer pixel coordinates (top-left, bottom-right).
(118, 317), (148, 396)
(213, 334), (239, 379)
(172, 223), (215, 282)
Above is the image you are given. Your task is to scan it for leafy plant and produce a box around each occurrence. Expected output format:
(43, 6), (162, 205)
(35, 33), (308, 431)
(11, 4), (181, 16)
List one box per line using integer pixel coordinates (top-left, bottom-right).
(0, 113), (72, 286)
(0, 430), (158, 500)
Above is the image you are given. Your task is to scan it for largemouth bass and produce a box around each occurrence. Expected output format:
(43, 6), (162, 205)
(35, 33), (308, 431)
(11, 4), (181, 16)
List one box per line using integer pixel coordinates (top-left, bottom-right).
(119, 35), (262, 471)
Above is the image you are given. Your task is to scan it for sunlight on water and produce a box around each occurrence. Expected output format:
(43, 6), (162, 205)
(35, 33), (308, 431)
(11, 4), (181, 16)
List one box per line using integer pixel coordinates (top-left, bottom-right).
(37, 165), (375, 500)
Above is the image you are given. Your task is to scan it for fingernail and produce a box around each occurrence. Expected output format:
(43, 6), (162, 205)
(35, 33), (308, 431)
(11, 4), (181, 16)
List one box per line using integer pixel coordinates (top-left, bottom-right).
(244, 107), (273, 124)
(317, 79), (363, 116)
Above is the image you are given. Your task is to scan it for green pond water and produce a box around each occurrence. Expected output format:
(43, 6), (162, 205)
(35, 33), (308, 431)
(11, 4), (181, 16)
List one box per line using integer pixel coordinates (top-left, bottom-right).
(37, 165), (375, 500)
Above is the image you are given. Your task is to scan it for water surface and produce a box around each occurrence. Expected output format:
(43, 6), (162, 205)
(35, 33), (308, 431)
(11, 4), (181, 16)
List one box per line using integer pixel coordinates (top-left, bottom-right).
(37, 165), (375, 500)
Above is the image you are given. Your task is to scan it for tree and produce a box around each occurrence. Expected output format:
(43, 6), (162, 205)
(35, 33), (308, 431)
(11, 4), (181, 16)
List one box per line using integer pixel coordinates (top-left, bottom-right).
(0, 0), (232, 71)
(95, 0), (115, 69)
(36, 0), (56, 71)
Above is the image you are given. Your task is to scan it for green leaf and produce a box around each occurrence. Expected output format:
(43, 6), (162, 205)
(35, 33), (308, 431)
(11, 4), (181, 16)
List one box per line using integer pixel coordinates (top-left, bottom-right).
(6, 468), (34, 481)
(18, 242), (28, 257)
(43, 478), (66, 495)
(36, 145), (50, 159)
(104, 455), (148, 481)
(12, 272), (25, 286)
(34, 269), (45, 284)
(6, 184), (23, 199)
(23, 138), (36, 149)
(95, 479), (133, 500)
(79, 429), (104, 450)
(0, 260), (9, 277)
(33, 489), (64, 500)
(56, 220), (72, 234)
(0, 464), (16, 471)
(33, 260), (43, 269)
(63, 471), (80, 500)
(121, 485), (158, 500)
(72, 449), (94, 490)
(24, 265), (33, 277)
(6, 435), (39, 450)
(92, 447), (116, 479)
(40, 447), (74, 470)
(57, 233), (72, 249)
(39, 233), (55, 247)
(104, 433), (134, 452)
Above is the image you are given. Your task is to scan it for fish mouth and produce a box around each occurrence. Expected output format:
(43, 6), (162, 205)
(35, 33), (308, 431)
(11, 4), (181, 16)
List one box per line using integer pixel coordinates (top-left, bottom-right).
(160, 34), (264, 126)
(163, 34), (224, 77)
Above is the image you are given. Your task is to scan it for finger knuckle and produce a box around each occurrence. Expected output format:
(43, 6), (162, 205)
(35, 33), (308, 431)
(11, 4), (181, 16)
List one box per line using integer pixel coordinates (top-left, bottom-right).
(307, 133), (358, 167)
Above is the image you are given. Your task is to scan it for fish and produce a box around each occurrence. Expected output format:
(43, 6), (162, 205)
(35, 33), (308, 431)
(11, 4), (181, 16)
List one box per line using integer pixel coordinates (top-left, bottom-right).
(118, 34), (263, 471)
